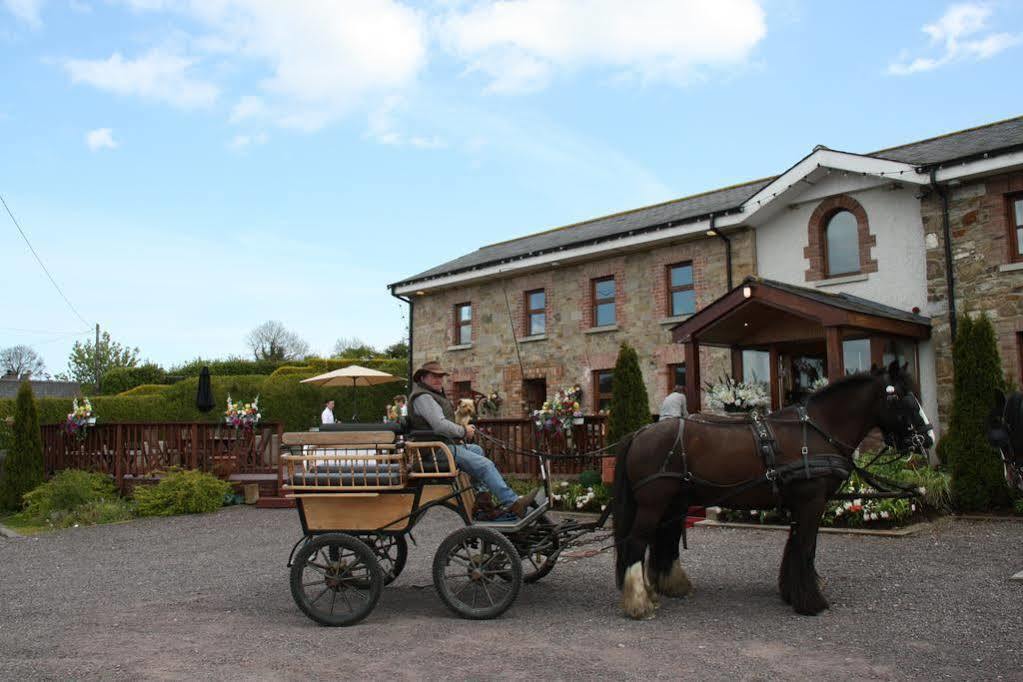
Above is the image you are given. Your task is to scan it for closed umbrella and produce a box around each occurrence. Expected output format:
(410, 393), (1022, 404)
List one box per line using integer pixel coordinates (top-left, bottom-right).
(196, 366), (215, 413)
(300, 365), (404, 422)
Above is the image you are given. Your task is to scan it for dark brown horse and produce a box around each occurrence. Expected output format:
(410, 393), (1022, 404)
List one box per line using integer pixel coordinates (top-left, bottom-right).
(612, 363), (934, 619)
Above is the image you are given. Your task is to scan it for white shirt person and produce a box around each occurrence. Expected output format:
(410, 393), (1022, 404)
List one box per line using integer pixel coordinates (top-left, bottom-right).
(659, 386), (688, 420)
(321, 400), (336, 425)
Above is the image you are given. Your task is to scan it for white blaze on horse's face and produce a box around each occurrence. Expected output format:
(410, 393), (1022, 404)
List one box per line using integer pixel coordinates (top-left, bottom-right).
(914, 397), (935, 449)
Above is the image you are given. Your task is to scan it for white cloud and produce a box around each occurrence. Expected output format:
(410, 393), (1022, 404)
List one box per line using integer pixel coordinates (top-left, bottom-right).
(888, 3), (1022, 75)
(3, 0), (44, 27)
(63, 49), (219, 109)
(229, 132), (268, 149)
(85, 127), (118, 150)
(438, 0), (767, 94)
(229, 95), (265, 123)
(366, 96), (447, 149)
(119, 0), (429, 130)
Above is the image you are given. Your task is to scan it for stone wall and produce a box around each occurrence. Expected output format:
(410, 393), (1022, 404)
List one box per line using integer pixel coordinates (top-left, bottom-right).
(922, 170), (1023, 424)
(411, 229), (756, 416)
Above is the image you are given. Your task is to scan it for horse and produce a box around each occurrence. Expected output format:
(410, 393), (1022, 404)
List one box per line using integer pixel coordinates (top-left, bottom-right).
(987, 390), (1023, 492)
(612, 362), (934, 619)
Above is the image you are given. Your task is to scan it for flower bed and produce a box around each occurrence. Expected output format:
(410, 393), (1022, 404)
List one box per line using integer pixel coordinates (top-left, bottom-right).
(717, 453), (952, 528)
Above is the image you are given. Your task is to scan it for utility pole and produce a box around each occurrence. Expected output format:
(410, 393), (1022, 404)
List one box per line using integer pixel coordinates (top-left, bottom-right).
(94, 323), (100, 391)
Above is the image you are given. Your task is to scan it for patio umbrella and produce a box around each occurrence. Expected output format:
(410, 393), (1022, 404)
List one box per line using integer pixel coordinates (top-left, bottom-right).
(196, 366), (215, 413)
(300, 365), (404, 422)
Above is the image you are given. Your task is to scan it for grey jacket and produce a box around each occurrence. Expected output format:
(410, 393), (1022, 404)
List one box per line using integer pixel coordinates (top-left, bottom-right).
(412, 393), (467, 440)
(658, 392), (688, 420)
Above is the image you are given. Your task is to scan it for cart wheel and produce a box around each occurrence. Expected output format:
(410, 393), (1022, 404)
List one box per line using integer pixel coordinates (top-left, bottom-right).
(433, 526), (522, 620)
(363, 533), (408, 585)
(517, 514), (561, 583)
(290, 533), (383, 627)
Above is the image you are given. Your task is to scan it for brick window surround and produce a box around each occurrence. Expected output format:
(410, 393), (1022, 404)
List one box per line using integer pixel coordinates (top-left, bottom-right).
(1007, 193), (1023, 262)
(804, 194), (877, 282)
(453, 302), (472, 345)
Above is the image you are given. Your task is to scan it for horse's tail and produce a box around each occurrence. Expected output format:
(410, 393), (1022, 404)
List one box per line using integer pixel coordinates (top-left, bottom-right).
(612, 431), (638, 589)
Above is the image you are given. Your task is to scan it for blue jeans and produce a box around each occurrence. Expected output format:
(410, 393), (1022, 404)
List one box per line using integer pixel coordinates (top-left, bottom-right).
(453, 444), (517, 506)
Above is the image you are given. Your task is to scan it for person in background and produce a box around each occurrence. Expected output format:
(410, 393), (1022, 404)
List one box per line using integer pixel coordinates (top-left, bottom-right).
(409, 361), (537, 518)
(659, 384), (688, 421)
(321, 399), (336, 425)
(393, 394), (407, 417)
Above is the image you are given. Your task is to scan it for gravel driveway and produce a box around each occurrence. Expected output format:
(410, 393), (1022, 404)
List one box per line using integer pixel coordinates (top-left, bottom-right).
(0, 507), (1020, 680)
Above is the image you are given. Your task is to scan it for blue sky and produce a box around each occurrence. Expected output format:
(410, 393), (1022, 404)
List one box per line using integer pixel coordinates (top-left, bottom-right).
(2, 0), (1022, 375)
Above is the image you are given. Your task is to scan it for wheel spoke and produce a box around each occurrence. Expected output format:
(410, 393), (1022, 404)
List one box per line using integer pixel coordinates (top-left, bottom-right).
(329, 586), (339, 614)
(479, 578), (496, 606)
(339, 585), (354, 612)
(309, 586), (330, 605)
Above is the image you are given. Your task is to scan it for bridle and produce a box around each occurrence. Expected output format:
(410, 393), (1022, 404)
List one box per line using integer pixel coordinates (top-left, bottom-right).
(992, 401), (1023, 488)
(880, 382), (934, 457)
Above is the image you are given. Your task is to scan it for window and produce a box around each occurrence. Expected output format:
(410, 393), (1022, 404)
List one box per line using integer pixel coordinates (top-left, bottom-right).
(843, 338), (871, 374)
(668, 363), (686, 393)
(825, 210), (860, 276)
(453, 380), (472, 401)
(1009, 194), (1023, 261)
(526, 289), (546, 336)
(593, 369), (614, 412)
(667, 262), (696, 317)
(592, 277), (616, 327)
(881, 338), (917, 379)
(742, 350), (770, 386)
(454, 303), (472, 345)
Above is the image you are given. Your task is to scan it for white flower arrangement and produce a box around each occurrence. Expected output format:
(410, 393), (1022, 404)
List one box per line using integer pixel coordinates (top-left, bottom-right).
(810, 376), (830, 392)
(705, 376), (770, 413)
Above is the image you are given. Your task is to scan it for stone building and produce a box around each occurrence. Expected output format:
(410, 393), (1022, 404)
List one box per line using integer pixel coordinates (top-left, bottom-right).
(390, 115), (1023, 434)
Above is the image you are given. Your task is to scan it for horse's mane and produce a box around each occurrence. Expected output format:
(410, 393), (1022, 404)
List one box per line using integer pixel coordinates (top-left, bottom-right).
(806, 372), (877, 406)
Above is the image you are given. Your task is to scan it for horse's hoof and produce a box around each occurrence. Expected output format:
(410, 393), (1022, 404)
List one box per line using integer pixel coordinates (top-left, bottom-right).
(656, 563), (693, 598)
(792, 594), (829, 616)
(622, 601), (656, 620)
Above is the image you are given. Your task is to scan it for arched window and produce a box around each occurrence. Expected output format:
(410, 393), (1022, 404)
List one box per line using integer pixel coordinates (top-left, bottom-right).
(824, 210), (859, 276)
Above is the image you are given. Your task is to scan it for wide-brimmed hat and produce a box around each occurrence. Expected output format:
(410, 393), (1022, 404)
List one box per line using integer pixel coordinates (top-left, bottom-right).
(413, 361), (450, 382)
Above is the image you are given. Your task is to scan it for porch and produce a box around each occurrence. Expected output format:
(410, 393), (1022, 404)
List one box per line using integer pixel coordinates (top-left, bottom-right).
(672, 277), (931, 411)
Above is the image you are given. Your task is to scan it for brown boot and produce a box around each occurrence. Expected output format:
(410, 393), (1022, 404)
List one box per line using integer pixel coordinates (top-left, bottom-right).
(508, 488), (539, 519)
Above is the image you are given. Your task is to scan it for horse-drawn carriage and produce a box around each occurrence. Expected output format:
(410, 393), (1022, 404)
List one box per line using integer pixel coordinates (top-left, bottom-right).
(281, 423), (607, 626)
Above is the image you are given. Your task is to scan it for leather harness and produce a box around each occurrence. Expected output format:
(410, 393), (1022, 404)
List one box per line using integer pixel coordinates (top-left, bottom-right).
(632, 407), (855, 503)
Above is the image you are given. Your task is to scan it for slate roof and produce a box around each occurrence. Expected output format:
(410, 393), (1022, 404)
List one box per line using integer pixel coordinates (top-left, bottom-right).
(748, 277), (930, 326)
(0, 379), (81, 399)
(395, 115), (1023, 287)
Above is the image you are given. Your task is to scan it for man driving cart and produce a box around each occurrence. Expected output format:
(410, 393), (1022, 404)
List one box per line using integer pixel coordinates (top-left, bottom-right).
(409, 361), (538, 518)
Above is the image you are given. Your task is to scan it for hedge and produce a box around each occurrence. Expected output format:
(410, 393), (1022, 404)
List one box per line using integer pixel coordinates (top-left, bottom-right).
(99, 363), (168, 395)
(118, 384), (173, 397)
(0, 372), (408, 432)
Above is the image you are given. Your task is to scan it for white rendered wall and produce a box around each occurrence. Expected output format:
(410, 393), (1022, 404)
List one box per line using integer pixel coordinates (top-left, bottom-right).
(754, 177), (941, 436)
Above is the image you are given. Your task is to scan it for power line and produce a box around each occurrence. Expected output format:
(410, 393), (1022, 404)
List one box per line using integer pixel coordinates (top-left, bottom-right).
(1, 192), (91, 329)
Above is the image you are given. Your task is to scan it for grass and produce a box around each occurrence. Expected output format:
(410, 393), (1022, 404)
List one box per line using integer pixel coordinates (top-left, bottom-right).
(0, 512), (52, 535)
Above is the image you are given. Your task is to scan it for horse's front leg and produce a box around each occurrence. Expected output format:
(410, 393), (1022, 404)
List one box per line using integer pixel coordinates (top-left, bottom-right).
(779, 480), (830, 616)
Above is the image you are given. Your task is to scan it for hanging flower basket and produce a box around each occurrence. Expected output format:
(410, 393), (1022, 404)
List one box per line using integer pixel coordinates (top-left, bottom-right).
(225, 395), (261, 429)
(64, 397), (96, 440)
(705, 376), (769, 414)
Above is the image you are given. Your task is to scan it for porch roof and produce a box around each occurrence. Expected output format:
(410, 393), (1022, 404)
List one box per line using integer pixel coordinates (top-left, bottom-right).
(670, 276), (931, 346)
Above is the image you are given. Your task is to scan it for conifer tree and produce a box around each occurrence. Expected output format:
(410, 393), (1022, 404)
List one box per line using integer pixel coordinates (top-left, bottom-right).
(0, 381), (45, 511)
(608, 343), (651, 444)
(937, 313), (1011, 511)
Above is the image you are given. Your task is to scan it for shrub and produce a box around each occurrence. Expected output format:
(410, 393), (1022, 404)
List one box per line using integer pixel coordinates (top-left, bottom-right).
(133, 468), (233, 516)
(578, 470), (602, 488)
(608, 343), (651, 445)
(100, 363), (168, 395)
(937, 314), (1012, 511)
(118, 384), (172, 397)
(0, 382), (44, 511)
(18, 470), (131, 528)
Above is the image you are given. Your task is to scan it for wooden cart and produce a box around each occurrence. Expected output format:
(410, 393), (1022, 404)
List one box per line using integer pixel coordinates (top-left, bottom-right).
(281, 423), (558, 626)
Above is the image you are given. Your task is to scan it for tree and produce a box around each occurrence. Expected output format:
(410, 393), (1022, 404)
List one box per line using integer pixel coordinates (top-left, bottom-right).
(607, 342), (652, 445)
(332, 336), (378, 359)
(246, 320), (310, 361)
(0, 381), (45, 511)
(66, 331), (139, 385)
(383, 340), (409, 359)
(936, 313), (1012, 511)
(0, 345), (46, 379)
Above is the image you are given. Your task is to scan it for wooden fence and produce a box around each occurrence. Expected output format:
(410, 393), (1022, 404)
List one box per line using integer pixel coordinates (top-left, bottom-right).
(39, 415), (608, 491)
(41, 422), (284, 491)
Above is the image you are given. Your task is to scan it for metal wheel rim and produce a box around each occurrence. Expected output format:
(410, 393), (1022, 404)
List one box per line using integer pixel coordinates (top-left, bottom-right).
(365, 534), (403, 582)
(442, 536), (516, 612)
(296, 542), (375, 620)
